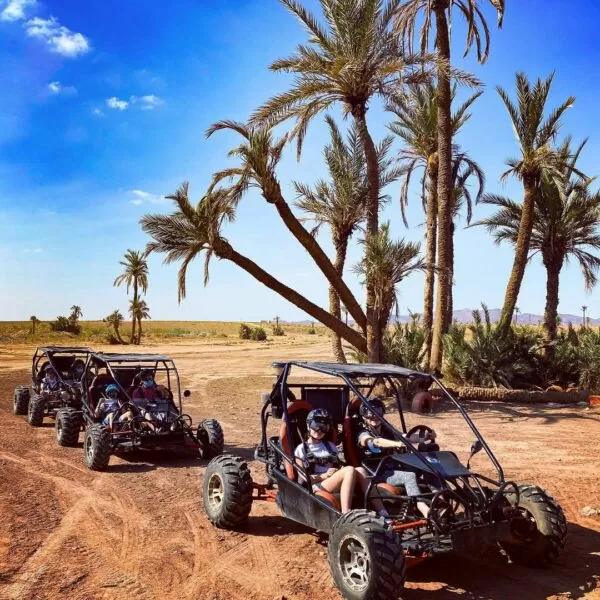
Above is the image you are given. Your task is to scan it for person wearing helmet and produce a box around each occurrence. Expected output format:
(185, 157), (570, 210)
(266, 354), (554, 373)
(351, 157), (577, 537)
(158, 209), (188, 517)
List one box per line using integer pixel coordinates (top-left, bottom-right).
(294, 408), (358, 514)
(356, 397), (434, 518)
(95, 383), (123, 427)
(132, 369), (158, 409)
(41, 365), (60, 393)
(70, 359), (86, 382)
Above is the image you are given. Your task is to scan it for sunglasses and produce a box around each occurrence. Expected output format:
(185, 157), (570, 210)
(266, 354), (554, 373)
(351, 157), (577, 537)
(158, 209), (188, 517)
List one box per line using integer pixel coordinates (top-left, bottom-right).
(310, 420), (330, 433)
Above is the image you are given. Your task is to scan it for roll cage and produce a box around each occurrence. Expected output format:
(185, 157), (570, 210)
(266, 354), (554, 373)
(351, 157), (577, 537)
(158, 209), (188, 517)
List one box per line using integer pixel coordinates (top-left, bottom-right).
(32, 346), (94, 389)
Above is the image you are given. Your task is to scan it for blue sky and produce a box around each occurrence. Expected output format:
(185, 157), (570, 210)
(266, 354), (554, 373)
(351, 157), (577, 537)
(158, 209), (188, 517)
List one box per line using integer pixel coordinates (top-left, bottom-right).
(1, 0), (599, 322)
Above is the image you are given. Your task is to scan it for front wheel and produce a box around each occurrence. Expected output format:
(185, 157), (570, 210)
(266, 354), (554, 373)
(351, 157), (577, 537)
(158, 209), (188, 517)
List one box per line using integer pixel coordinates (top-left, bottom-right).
(501, 484), (567, 567)
(328, 510), (405, 600)
(55, 408), (82, 447)
(202, 454), (253, 529)
(83, 424), (111, 471)
(27, 394), (45, 426)
(13, 386), (30, 415)
(197, 418), (224, 460)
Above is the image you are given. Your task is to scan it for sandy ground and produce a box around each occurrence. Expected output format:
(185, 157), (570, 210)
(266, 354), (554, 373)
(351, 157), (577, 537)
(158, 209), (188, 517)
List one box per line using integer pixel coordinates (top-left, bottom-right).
(0, 339), (599, 600)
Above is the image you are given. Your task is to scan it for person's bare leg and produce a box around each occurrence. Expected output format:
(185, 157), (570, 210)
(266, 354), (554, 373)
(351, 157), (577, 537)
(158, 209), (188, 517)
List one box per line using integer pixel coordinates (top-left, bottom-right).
(320, 466), (356, 513)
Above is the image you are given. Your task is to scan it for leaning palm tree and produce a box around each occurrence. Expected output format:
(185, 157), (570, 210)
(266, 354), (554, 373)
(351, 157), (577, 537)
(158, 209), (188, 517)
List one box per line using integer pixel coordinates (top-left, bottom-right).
(114, 249), (149, 344)
(387, 82), (482, 361)
(206, 119), (366, 335)
(394, 0), (503, 369)
(29, 315), (39, 335)
(251, 0), (437, 362)
(295, 116), (400, 362)
(103, 310), (126, 344)
(353, 223), (426, 335)
(474, 140), (600, 344)
(70, 305), (82, 320)
(495, 72), (579, 334)
(141, 184), (367, 353)
(130, 299), (151, 345)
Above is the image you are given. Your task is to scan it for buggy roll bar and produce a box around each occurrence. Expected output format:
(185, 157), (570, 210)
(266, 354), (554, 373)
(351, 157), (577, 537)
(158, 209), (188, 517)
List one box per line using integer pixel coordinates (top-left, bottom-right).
(32, 347), (93, 388)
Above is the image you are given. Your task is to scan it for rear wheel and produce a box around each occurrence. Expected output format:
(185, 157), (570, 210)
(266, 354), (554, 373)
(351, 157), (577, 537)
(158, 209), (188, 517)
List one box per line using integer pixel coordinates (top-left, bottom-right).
(13, 386), (30, 415)
(197, 418), (224, 460)
(83, 424), (111, 471)
(202, 454), (253, 529)
(501, 484), (567, 567)
(328, 510), (405, 600)
(27, 394), (45, 426)
(55, 408), (82, 447)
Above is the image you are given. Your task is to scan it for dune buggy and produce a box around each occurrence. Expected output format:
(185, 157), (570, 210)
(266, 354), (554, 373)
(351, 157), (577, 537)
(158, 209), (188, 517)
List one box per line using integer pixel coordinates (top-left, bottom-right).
(202, 361), (567, 600)
(13, 346), (92, 430)
(79, 351), (224, 471)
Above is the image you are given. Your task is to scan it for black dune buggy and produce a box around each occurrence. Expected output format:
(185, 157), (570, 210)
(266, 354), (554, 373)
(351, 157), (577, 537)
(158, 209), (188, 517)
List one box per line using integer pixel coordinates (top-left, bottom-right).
(79, 351), (224, 471)
(202, 361), (567, 600)
(13, 346), (92, 431)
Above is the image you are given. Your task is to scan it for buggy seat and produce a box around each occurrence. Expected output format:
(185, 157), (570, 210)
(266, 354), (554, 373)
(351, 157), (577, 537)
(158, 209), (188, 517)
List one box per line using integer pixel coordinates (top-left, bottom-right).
(88, 374), (120, 414)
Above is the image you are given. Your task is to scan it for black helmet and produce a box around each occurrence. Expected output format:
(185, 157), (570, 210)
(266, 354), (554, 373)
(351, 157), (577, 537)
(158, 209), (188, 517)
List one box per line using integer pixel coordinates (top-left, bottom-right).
(306, 408), (332, 434)
(359, 397), (385, 418)
(139, 369), (154, 381)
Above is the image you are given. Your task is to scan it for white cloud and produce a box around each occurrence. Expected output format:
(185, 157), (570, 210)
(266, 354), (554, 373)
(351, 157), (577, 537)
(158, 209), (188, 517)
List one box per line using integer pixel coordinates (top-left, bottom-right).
(132, 189), (150, 198)
(92, 108), (104, 117)
(130, 199), (144, 206)
(47, 81), (77, 96)
(23, 247), (43, 254)
(1, 0), (36, 21)
(128, 189), (167, 205)
(106, 96), (129, 110)
(131, 94), (165, 110)
(25, 16), (90, 58)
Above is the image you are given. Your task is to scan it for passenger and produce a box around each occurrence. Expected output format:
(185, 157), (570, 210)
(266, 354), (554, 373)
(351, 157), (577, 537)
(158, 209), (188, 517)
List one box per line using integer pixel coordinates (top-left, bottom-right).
(132, 369), (159, 410)
(356, 398), (434, 518)
(71, 359), (86, 382)
(294, 408), (358, 514)
(40, 365), (61, 393)
(95, 383), (122, 428)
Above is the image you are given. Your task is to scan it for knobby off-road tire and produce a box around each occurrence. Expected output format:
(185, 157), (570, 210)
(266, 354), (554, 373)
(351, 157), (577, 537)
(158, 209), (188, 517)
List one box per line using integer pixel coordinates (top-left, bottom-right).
(197, 418), (225, 460)
(501, 484), (567, 567)
(13, 386), (30, 415)
(83, 424), (111, 471)
(328, 510), (405, 600)
(27, 393), (45, 426)
(203, 454), (253, 529)
(55, 408), (82, 447)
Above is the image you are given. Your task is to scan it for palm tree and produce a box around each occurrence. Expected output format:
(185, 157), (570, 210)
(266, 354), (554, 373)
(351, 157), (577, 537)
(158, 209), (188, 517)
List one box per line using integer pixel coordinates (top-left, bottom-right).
(252, 0), (433, 362)
(70, 305), (82, 321)
(103, 309), (126, 344)
(386, 82), (482, 361)
(205, 119), (366, 335)
(495, 73), (579, 334)
(29, 315), (39, 335)
(515, 306), (520, 324)
(295, 116), (400, 362)
(474, 140), (600, 344)
(582, 305), (588, 329)
(394, 0), (504, 369)
(114, 249), (149, 344)
(141, 184), (367, 353)
(130, 299), (151, 344)
(353, 223), (426, 335)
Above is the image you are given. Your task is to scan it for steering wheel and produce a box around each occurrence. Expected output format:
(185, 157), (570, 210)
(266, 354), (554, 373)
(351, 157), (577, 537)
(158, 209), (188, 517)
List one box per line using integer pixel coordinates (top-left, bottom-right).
(169, 414), (193, 431)
(407, 424), (435, 441)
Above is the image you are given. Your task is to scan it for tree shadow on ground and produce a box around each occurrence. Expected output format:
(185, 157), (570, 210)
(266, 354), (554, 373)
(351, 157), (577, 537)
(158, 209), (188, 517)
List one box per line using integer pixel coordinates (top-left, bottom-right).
(405, 522), (600, 600)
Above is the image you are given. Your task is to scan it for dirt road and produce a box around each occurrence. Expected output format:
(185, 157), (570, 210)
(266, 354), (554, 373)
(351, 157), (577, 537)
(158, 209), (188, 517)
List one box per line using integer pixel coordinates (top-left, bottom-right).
(1, 340), (599, 599)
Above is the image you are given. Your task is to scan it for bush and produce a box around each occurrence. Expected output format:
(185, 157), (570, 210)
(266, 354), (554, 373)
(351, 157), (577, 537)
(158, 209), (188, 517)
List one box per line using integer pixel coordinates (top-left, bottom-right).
(272, 325), (285, 336)
(307, 323), (316, 335)
(50, 315), (81, 335)
(251, 327), (267, 341)
(383, 313), (427, 370)
(239, 324), (252, 340)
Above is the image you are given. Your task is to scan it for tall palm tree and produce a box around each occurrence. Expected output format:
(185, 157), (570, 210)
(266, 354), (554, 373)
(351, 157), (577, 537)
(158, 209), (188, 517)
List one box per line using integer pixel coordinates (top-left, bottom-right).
(386, 82), (482, 361)
(114, 249), (149, 344)
(29, 315), (39, 335)
(353, 223), (426, 333)
(582, 305), (588, 329)
(295, 116), (400, 362)
(251, 0), (433, 362)
(495, 72), (578, 334)
(70, 305), (82, 320)
(394, 0), (504, 369)
(141, 184), (367, 353)
(130, 299), (151, 345)
(474, 140), (600, 344)
(103, 309), (126, 344)
(206, 119), (366, 335)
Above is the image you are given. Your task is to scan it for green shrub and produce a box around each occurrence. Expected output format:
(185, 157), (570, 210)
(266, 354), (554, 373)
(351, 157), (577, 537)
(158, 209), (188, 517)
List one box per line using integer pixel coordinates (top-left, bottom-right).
(272, 325), (285, 336)
(50, 315), (81, 335)
(239, 324), (252, 340)
(307, 323), (316, 335)
(252, 327), (267, 341)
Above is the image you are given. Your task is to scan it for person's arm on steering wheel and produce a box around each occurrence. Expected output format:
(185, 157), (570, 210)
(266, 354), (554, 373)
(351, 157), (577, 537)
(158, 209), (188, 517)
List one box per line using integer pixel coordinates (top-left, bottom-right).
(359, 431), (404, 451)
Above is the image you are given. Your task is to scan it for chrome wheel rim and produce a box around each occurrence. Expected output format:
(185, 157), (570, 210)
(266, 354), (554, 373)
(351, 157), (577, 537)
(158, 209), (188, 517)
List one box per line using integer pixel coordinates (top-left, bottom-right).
(338, 535), (370, 592)
(85, 435), (94, 462)
(207, 473), (224, 510)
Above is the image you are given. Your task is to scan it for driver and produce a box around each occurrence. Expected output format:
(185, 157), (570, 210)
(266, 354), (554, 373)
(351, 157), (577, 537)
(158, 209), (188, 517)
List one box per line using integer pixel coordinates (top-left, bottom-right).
(356, 397), (435, 518)
(95, 383), (123, 428)
(41, 365), (61, 393)
(70, 359), (86, 382)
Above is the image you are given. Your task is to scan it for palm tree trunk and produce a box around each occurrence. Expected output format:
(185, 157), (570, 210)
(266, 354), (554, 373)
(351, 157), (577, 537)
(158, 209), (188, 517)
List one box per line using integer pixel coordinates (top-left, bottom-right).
(542, 254), (563, 344)
(137, 316), (142, 345)
(114, 324), (125, 344)
(265, 180), (367, 333)
(424, 163), (438, 363)
(430, 6), (453, 370)
(498, 175), (537, 335)
(130, 280), (138, 344)
(214, 239), (367, 353)
(445, 221), (455, 329)
(330, 234), (348, 363)
(351, 104), (381, 363)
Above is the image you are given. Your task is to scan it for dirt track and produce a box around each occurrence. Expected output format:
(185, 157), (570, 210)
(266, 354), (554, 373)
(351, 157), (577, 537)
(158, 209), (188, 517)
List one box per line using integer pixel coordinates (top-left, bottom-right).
(1, 340), (599, 600)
